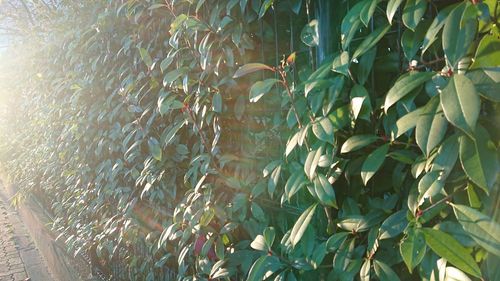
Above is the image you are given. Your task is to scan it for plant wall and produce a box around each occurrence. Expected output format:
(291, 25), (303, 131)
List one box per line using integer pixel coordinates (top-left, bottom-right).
(0, 0), (499, 280)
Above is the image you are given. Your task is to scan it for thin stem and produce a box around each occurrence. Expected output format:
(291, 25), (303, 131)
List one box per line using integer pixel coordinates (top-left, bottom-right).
(419, 185), (467, 215)
(278, 71), (311, 151)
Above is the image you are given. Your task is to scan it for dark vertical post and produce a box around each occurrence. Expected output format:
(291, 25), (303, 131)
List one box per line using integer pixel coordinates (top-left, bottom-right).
(315, 0), (338, 65)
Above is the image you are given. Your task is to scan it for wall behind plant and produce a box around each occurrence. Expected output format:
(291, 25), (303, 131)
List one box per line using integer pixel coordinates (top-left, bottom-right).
(0, 0), (499, 280)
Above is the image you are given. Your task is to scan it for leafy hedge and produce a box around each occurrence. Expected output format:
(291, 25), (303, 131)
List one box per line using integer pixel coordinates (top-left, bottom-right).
(0, 0), (499, 280)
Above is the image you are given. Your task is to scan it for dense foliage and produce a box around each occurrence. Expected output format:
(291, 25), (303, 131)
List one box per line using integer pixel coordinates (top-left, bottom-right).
(0, 0), (499, 280)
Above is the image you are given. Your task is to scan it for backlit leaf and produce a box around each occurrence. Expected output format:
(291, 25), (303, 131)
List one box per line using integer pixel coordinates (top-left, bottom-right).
(290, 204), (317, 247)
(440, 74), (480, 137)
(341, 135), (379, 154)
(421, 228), (482, 278)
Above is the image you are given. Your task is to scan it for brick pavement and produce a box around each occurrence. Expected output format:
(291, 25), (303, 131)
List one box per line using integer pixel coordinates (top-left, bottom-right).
(0, 191), (52, 281)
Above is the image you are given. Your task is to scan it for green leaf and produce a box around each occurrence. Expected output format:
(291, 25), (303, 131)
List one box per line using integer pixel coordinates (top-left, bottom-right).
(212, 92), (222, 113)
(341, 135), (379, 154)
(470, 28), (500, 69)
(258, 0), (274, 18)
(422, 4), (457, 55)
(285, 132), (299, 157)
(421, 228), (482, 278)
(251, 202), (266, 222)
(386, 0), (404, 24)
(163, 67), (188, 86)
(162, 120), (185, 146)
(332, 51), (350, 76)
(451, 203), (500, 257)
(337, 215), (372, 232)
(341, 0), (365, 49)
(460, 126), (498, 193)
(148, 137), (162, 161)
(359, 259), (371, 281)
(417, 171), (444, 206)
(160, 48), (183, 73)
(350, 84), (372, 121)
(393, 107), (423, 139)
(401, 20), (431, 60)
(326, 232), (350, 252)
(290, 204), (317, 247)
(249, 79), (278, 103)
(466, 69), (500, 102)
(285, 172), (306, 201)
(440, 74), (480, 137)
(373, 260), (401, 281)
(304, 146), (323, 180)
(300, 19), (319, 47)
(312, 117), (334, 144)
(356, 46), (377, 85)
(139, 47), (153, 69)
(263, 227), (276, 248)
(379, 209), (408, 239)
(400, 227), (426, 273)
(200, 207), (215, 226)
(416, 95), (448, 157)
(443, 3), (477, 68)
(250, 235), (268, 251)
(268, 165), (281, 197)
(361, 144), (389, 185)
(360, 0), (380, 27)
(384, 72), (435, 113)
(233, 63), (274, 78)
(352, 24), (390, 60)
(402, 0), (427, 31)
(431, 134), (459, 180)
(246, 255), (282, 281)
(313, 174), (337, 208)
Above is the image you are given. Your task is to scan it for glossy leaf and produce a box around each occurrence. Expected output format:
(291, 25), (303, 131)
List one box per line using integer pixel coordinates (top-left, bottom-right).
(470, 28), (500, 69)
(373, 260), (401, 281)
(400, 227), (426, 273)
(384, 72), (435, 113)
(312, 117), (334, 144)
(341, 0), (365, 49)
(360, 0), (380, 27)
(379, 209), (408, 240)
(451, 203), (500, 257)
(304, 146), (323, 179)
(459, 126), (498, 192)
(415, 95), (448, 157)
(361, 144), (389, 185)
(233, 63), (274, 78)
(422, 4), (457, 54)
(442, 3), (477, 68)
(440, 74), (480, 137)
(139, 47), (153, 69)
(421, 228), (482, 278)
(393, 107), (423, 139)
(313, 174), (337, 208)
(290, 204), (317, 247)
(332, 51), (350, 76)
(249, 79), (278, 103)
(402, 0), (427, 31)
(301, 20), (319, 47)
(386, 0), (404, 24)
(246, 255), (282, 281)
(148, 137), (162, 161)
(341, 135), (379, 154)
(352, 24), (390, 60)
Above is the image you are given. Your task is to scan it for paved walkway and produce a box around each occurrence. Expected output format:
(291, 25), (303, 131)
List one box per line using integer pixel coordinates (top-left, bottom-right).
(0, 189), (52, 281)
